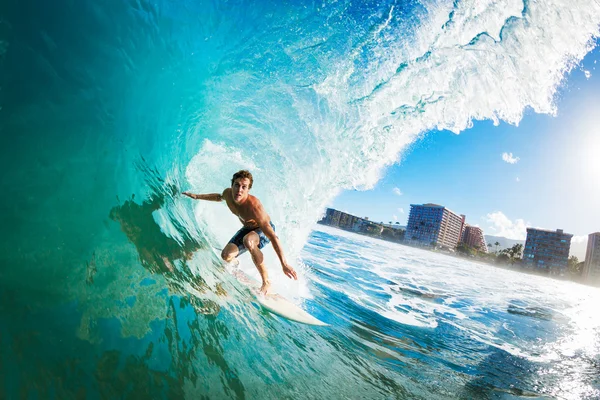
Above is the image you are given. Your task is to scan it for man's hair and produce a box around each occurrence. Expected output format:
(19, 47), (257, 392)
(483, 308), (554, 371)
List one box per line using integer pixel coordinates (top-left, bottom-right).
(231, 170), (253, 189)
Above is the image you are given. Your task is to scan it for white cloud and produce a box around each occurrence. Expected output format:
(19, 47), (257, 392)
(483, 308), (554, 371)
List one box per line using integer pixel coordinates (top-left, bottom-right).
(398, 207), (405, 214)
(393, 215), (398, 221)
(502, 152), (520, 164)
(393, 187), (403, 196)
(572, 235), (588, 244)
(485, 211), (528, 240)
(516, 177), (520, 182)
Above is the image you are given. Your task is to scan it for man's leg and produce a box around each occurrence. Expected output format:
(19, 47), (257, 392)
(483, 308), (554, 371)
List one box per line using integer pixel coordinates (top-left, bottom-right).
(243, 231), (270, 295)
(221, 243), (239, 263)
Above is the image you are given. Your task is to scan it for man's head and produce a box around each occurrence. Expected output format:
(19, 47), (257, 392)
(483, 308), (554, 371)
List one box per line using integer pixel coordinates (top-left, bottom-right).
(231, 170), (253, 203)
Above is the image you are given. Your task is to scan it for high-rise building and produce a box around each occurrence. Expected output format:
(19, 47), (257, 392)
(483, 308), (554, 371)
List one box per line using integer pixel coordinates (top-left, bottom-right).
(320, 208), (340, 226)
(319, 208), (370, 232)
(582, 233), (600, 282)
(523, 228), (572, 273)
(339, 212), (353, 229)
(461, 225), (488, 252)
(405, 203), (465, 249)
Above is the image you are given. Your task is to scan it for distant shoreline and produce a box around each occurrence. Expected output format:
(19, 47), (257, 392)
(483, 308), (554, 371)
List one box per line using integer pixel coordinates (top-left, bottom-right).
(316, 222), (596, 288)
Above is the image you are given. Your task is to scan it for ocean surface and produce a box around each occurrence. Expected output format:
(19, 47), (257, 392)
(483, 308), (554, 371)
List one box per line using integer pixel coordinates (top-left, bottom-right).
(2, 0), (600, 398)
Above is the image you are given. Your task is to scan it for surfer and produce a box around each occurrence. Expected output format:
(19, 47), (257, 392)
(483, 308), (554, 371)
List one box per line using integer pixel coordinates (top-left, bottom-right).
(183, 169), (298, 295)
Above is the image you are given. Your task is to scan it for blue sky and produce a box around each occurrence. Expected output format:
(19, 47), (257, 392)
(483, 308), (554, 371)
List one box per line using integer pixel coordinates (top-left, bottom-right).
(332, 43), (600, 246)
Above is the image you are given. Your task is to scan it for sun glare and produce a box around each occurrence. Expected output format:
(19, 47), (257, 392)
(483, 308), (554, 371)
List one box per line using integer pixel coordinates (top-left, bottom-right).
(567, 102), (600, 200)
(580, 122), (600, 187)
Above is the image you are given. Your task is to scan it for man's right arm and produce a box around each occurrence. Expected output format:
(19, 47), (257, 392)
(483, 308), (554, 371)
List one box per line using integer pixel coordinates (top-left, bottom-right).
(182, 192), (223, 202)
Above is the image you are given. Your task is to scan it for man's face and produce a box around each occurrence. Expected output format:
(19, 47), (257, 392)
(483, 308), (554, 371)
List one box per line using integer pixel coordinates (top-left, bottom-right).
(231, 177), (251, 203)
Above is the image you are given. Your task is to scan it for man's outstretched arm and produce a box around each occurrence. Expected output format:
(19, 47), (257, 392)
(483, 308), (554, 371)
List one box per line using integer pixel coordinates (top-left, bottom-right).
(182, 191), (224, 202)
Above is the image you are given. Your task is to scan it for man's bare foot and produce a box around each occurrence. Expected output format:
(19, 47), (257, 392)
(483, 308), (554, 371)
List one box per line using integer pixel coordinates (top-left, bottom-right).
(259, 280), (271, 296)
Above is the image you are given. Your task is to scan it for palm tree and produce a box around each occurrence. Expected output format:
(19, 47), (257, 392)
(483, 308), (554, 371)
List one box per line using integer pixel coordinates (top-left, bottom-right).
(568, 256), (581, 275)
(510, 243), (524, 260)
(487, 243), (492, 252)
(494, 241), (500, 253)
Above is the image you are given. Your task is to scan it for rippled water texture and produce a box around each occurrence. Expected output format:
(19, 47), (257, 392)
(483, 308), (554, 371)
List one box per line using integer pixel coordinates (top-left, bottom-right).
(306, 227), (600, 399)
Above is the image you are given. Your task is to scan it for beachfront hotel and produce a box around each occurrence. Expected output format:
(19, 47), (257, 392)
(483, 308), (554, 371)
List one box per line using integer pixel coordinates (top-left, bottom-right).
(523, 228), (572, 273)
(405, 204), (465, 249)
(320, 208), (374, 232)
(461, 225), (488, 253)
(582, 232), (600, 283)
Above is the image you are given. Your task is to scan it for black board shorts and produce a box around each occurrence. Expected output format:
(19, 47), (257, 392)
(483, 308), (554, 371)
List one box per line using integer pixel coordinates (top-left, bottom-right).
(228, 221), (275, 255)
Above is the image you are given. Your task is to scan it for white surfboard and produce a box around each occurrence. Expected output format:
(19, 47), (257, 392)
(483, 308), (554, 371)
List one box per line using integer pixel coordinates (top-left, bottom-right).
(230, 268), (328, 327)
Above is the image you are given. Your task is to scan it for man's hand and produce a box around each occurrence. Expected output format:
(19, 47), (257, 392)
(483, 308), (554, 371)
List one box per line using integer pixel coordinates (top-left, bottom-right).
(282, 263), (298, 280)
(182, 192), (196, 199)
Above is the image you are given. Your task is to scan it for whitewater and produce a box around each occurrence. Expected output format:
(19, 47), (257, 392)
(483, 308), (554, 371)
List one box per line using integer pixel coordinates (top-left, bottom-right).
(1, 0), (600, 398)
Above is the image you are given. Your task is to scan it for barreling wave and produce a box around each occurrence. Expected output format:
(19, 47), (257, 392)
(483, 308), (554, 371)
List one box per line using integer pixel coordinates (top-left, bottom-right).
(177, 0), (600, 266)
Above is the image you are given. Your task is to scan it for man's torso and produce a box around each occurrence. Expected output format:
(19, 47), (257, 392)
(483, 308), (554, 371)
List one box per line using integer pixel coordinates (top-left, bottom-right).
(222, 188), (268, 228)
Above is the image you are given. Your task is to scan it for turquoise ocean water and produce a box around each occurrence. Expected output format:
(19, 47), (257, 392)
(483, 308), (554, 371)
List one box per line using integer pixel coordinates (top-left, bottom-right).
(1, 0), (600, 398)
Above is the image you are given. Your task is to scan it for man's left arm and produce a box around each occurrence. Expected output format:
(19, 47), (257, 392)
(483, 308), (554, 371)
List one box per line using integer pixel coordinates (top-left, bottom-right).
(258, 218), (298, 280)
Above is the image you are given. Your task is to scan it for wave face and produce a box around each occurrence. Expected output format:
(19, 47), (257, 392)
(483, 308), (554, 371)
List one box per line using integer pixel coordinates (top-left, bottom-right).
(1, 0), (599, 398)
